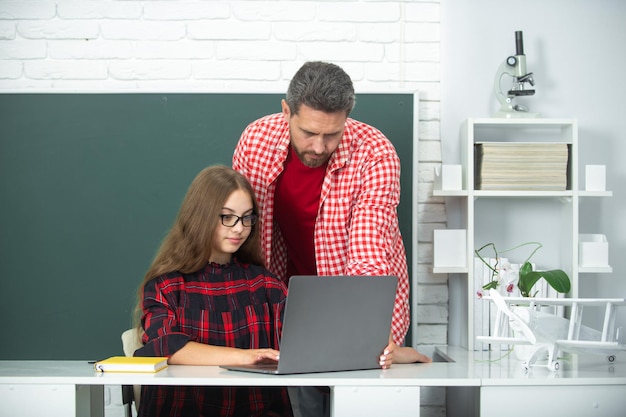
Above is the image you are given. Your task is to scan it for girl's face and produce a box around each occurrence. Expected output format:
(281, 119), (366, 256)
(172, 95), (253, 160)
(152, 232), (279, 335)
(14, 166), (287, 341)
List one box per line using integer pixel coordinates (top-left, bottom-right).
(209, 188), (254, 265)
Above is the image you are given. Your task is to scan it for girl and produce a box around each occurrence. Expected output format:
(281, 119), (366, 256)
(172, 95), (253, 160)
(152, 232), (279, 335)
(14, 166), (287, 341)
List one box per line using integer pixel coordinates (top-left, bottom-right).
(133, 165), (292, 417)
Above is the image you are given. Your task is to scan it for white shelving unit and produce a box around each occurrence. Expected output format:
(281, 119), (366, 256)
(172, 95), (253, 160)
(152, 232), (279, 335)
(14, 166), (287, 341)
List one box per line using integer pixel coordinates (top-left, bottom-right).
(434, 118), (613, 350)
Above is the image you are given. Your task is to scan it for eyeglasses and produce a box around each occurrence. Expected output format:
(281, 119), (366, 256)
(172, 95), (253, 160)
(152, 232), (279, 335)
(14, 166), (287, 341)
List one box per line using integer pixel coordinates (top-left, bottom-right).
(219, 214), (258, 228)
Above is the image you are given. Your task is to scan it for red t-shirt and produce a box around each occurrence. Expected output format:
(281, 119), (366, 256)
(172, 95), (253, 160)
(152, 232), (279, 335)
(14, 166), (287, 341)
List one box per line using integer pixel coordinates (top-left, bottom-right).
(274, 145), (327, 279)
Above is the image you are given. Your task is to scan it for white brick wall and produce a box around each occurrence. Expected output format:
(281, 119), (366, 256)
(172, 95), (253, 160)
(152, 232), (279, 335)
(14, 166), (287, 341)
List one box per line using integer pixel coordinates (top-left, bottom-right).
(0, 0), (446, 344)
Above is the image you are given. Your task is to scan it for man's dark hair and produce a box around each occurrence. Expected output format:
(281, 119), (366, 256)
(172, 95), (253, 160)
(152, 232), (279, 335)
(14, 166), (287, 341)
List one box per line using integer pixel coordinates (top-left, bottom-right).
(285, 61), (356, 116)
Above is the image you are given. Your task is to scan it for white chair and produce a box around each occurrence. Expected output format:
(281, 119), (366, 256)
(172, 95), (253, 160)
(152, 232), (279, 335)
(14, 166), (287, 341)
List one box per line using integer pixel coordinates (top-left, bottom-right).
(121, 328), (144, 417)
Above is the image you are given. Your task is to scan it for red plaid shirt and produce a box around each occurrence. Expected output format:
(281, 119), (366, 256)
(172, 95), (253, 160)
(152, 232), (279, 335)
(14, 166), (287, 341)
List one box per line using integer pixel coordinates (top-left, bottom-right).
(233, 113), (410, 345)
(136, 260), (292, 417)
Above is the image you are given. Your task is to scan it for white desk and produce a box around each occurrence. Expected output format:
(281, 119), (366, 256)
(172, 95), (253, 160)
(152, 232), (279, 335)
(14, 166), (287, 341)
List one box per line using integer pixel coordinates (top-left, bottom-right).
(1, 346), (625, 417)
(439, 346), (626, 417)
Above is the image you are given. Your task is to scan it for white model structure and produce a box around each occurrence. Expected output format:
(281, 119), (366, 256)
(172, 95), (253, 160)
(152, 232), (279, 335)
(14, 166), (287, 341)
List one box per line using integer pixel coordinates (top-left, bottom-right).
(477, 289), (626, 371)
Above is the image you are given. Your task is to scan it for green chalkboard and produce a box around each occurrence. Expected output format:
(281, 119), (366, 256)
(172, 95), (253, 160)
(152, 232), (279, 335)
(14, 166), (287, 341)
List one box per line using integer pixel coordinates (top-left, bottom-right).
(0, 93), (414, 360)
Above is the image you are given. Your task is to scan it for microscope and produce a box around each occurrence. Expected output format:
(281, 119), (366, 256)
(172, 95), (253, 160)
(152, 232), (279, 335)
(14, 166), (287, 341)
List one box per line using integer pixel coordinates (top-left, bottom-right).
(493, 31), (539, 118)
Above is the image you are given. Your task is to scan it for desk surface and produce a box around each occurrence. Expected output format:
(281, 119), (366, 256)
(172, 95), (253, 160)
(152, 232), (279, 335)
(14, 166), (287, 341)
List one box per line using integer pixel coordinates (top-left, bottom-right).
(1, 346), (624, 387)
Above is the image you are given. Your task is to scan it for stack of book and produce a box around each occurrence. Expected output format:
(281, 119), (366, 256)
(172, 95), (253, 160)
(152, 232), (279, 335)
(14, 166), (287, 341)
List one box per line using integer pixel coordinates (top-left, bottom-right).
(474, 142), (569, 191)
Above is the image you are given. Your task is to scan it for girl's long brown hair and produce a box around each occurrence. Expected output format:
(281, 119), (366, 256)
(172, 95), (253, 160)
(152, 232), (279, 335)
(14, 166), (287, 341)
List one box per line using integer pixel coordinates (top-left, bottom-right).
(132, 165), (263, 328)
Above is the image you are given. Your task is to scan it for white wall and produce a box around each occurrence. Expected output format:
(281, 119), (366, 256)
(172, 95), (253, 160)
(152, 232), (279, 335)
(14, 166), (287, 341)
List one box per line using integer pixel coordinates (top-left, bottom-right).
(442, 0), (626, 338)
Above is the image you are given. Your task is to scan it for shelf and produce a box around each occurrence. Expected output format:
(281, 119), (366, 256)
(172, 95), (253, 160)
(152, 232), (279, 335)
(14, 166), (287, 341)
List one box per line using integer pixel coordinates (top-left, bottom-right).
(433, 266), (468, 274)
(435, 190), (613, 198)
(433, 189), (468, 197)
(442, 117), (612, 351)
(468, 117), (576, 127)
(474, 190), (572, 198)
(440, 264), (617, 276)
(578, 266), (613, 274)
(434, 190), (579, 198)
(579, 190), (613, 197)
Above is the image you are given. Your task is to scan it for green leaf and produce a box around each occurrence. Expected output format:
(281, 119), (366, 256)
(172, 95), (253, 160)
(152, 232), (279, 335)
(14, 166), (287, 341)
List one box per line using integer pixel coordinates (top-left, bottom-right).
(519, 261), (533, 277)
(518, 262), (539, 297)
(538, 269), (571, 293)
(518, 263), (570, 297)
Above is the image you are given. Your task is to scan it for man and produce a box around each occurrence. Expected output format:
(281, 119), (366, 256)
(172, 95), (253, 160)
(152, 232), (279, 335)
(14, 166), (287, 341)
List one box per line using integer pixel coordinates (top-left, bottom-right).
(233, 61), (430, 416)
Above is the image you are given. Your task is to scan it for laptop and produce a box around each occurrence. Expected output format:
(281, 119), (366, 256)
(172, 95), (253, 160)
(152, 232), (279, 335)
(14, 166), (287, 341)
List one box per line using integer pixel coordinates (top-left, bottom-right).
(220, 275), (397, 375)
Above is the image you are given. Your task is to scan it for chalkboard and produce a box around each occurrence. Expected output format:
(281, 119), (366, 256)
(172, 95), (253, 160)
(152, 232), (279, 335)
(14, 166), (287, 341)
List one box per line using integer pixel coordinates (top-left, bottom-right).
(0, 93), (415, 360)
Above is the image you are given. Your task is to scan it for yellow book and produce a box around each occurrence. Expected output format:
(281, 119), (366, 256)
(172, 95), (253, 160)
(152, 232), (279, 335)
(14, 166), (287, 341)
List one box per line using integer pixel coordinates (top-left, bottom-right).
(94, 356), (168, 373)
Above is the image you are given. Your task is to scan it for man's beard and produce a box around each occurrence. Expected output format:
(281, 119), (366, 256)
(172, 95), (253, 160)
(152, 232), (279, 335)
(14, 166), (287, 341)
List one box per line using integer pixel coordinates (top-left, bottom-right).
(293, 148), (330, 168)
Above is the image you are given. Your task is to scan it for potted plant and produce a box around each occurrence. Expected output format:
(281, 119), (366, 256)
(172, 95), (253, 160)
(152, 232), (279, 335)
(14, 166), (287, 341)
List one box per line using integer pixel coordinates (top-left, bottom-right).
(475, 242), (571, 297)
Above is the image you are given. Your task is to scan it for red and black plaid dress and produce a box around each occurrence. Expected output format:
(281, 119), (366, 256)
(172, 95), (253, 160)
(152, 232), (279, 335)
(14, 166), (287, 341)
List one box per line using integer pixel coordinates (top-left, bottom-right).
(136, 260), (293, 417)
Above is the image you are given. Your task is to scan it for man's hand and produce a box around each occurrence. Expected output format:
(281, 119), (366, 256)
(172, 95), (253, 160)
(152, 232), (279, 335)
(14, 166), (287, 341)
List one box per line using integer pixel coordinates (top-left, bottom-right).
(379, 340), (432, 368)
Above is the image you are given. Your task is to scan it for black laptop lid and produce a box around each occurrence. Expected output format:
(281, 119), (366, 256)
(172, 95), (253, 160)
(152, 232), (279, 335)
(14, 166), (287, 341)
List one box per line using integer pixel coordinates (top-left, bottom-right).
(275, 275), (397, 374)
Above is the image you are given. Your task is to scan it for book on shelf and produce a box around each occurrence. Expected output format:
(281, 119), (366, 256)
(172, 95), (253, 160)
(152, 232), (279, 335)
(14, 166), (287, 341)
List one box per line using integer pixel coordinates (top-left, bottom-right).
(474, 142), (570, 191)
(93, 356), (168, 373)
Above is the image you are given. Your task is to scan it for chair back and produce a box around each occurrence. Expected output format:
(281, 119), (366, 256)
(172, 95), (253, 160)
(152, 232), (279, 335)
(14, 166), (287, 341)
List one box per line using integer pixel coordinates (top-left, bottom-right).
(120, 328), (144, 415)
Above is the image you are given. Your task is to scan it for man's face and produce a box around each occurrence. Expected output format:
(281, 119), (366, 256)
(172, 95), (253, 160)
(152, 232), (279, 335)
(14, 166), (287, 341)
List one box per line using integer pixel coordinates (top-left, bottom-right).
(282, 99), (346, 168)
